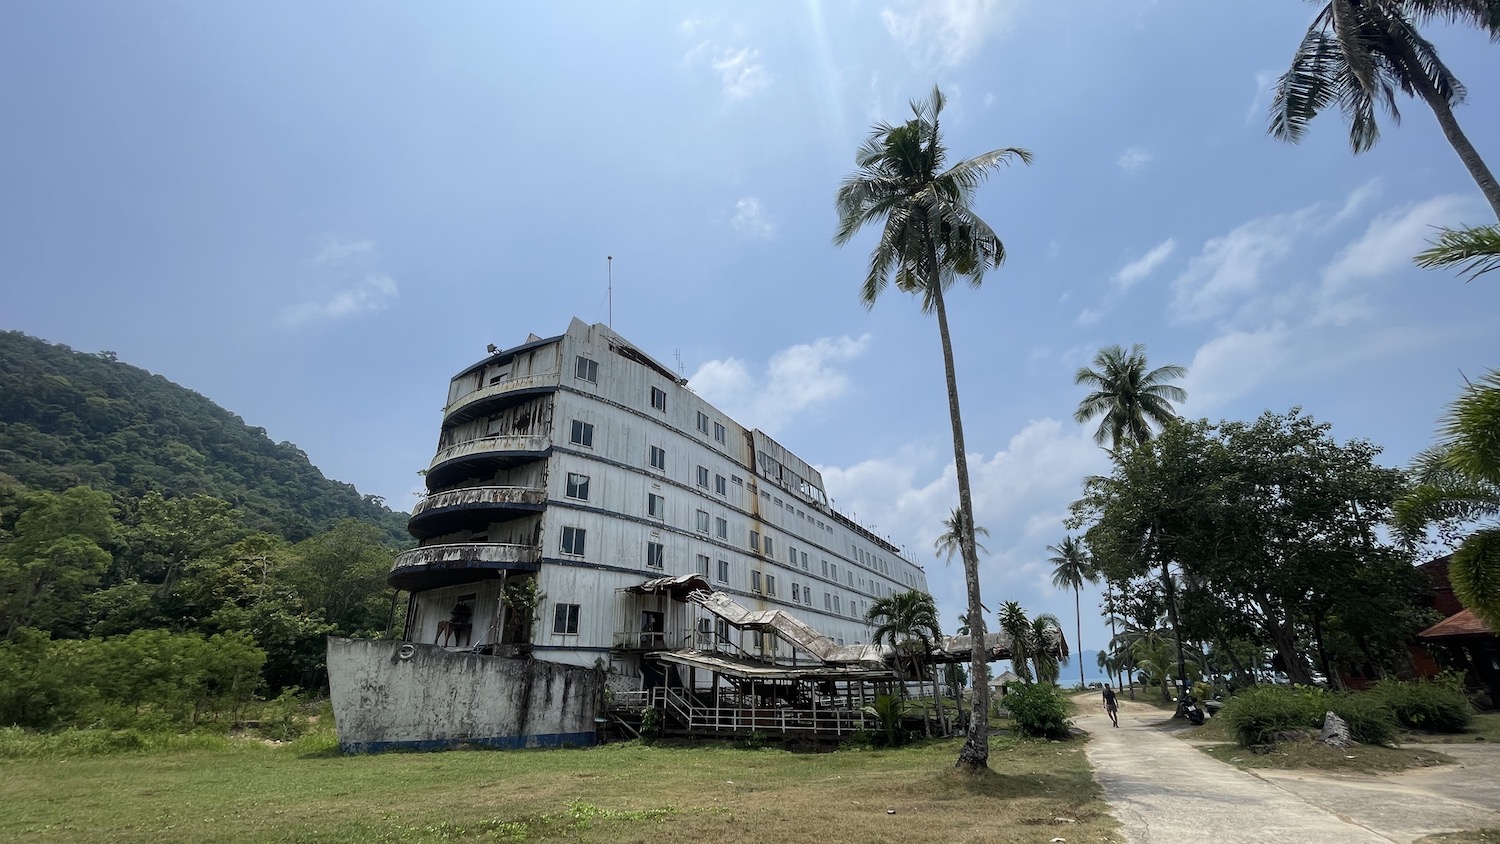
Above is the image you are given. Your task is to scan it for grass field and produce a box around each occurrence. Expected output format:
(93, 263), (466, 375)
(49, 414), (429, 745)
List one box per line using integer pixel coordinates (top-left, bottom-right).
(0, 730), (1119, 844)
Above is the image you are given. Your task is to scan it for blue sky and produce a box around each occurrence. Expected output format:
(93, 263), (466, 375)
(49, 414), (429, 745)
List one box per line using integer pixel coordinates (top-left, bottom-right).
(4, 1), (1499, 661)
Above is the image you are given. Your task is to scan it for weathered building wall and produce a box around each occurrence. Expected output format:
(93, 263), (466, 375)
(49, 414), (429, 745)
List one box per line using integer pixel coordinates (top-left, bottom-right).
(327, 637), (603, 753)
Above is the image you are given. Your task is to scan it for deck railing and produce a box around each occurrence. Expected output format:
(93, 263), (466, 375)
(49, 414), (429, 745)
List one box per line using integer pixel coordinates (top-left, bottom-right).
(445, 371), (560, 419)
(648, 687), (874, 736)
(412, 485), (546, 518)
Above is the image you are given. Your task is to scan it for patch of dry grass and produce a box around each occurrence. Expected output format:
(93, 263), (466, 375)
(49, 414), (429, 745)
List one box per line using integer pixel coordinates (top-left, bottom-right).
(0, 733), (1119, 844)
(1403, 712), (1500, 745)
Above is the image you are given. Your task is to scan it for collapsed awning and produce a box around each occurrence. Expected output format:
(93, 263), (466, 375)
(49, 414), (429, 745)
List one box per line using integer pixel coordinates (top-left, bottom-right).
(618, 573), (711, 601)
(648, 649), (899, 682)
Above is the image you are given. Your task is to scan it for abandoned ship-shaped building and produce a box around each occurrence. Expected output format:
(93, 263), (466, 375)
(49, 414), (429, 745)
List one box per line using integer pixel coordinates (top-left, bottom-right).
(328, 318), (942, 752)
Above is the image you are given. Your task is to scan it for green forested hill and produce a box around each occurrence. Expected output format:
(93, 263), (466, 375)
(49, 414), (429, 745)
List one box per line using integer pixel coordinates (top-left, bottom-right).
(0, 330), (409, 543)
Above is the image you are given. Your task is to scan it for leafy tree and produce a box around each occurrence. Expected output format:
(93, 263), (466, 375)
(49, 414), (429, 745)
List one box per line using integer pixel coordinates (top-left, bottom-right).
(1073, 343), (1191, 708)
(1048, 535), (1097, 687)
(866, 590), (945, 734)
(286, 519), (394, 635)
(835, 85), (1031, 771)
(998, 601), (1033, 683)
(1395, 368), (1500, 627)
(0, 486), (116, 638)
(1269, 0), (1500, 218)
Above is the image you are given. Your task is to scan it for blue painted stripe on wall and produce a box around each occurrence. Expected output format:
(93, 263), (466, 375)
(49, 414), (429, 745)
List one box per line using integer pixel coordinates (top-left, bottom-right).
(340, 731), (597, 754)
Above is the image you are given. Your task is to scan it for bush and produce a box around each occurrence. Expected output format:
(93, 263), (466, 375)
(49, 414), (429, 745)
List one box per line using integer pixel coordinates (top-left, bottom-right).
(1221, 685), (1400, 747)
(1368, 676), (1473, 733)
(1006, 683), (1071, 739)
(639, 707), (663, 744)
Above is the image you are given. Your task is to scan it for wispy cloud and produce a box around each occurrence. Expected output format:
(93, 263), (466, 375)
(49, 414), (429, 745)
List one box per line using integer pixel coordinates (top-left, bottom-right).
(880, 0), (1022, 68)
(690, 335), (872, 433)
(1247, 69), (1276, 123)
(1113, 238), (1176, 289)
(683, 40), (769, 101)
(1117, 147), (1152, 171)
(281, 235), (399, 328)
(731, 197), (775, 239)
(280, 273), (397, 327)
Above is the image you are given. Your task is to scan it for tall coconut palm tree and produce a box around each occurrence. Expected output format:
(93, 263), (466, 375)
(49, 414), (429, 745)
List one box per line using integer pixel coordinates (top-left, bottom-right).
(866, 590), (946, 734)
(997, 601), (1033, 683)
(1074, 344), (1192, 713)
(1268, 0), (1500, 219)
(1028, 613), (1067, 685)
(1394, 368), (1500, 627)
(836, 85), (1032, 771)
(1074, 344), (1187, 452)
(1048, 536), (1097, 688)
(935, 507), (990, 563)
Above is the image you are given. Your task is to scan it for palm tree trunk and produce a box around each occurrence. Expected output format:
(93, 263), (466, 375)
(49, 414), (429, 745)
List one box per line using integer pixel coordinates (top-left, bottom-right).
(1074, 586), (1085, 688)
(927, 260), (990, 772)
(1408, 47), (1500, 220)
(1106, 581), (1122, 690)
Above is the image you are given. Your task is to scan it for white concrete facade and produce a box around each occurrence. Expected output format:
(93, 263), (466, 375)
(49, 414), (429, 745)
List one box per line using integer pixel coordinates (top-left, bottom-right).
(396, 318), (931, 684)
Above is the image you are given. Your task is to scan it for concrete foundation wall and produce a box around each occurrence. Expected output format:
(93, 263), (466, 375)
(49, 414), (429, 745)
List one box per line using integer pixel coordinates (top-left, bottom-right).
(327, 637), (604, 753)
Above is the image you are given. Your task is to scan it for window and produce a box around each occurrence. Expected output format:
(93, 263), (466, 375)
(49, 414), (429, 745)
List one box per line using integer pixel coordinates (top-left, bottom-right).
(715, 517), (728, 540)
(696, 554), (710, 576)
(646, 542), (665, 568)
(696, 411), (710, 434)
(696, 509), (710, 533)
(560, 526), (586, 556)
(766, 575), (776, 597)
(824, 592), (831, 610)
(763, 536), (774, 556)
(696, 466), (709, 488)
(552, 603), (580, 634)
(821, 560), (829, 577)
(650, 386), (666, 411)
(649, 445), (666, 470)
(805, 588), (813, 606)
(715, 474), (726, 495)
(714, 422), (726, 444)
(648, 494), (665, 519)
(800, 551), (808, 570)
(717, 559), (730, 583)
(751, 571), (762, 593)
(847, 571), (854, 586)
(565, 473), (590, 501)
(749, 530), (760, 552)
(773, 497), (783, 508)
(731, 475), (743, 486)
(569, 420), (594, 448)
(789, 545), (797, 565)
(574, 356), (598, 383)
(830, 564), (838, 581)
(792, 583), (801, 602)
(833, 595), (842, 614)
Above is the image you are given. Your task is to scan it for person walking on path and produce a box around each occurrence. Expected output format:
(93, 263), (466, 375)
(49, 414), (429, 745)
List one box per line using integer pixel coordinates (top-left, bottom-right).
(1102, 683), (1119, 727)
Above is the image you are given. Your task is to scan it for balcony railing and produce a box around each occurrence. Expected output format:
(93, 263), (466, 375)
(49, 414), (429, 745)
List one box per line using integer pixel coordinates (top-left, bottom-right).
(412, 485), (546, 519)
(611, 630), (693, 651)
(428, 435), (550, 473)
(390, 542), (542, 575)
(445, 371), (560, 420)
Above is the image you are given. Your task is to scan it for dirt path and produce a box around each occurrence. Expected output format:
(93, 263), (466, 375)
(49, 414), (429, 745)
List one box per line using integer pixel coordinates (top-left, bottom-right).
(1079, 697), (1500, 843)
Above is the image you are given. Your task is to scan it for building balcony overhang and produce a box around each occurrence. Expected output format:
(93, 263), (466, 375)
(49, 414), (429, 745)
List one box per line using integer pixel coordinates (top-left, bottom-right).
(388, 542), (542, 591)
(426, 436), (551, 489)
(408, 486), (547, 540)
(444, 371), (560, 424)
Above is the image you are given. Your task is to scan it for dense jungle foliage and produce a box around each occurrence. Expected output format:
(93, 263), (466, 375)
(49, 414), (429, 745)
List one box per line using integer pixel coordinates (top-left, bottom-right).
(0, 333), (411, 729)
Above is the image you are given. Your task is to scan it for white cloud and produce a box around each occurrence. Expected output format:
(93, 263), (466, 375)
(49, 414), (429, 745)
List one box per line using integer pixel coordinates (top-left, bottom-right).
(1314, 194), (1479, 325)
(683, 40), (769, 101)
(689, 335), (872, 433)
(280, 273), (398, 327)
(313, 235), (374, 266)
(1076, 307), (1105, 326)
(880, 0), (1022, 68)
(1179, 324), (1294, 414)
(1247, 69), (1276, 123)
(730, 197), (775, 239)
(1117, 147), (1153, 171)
(1112, 238), (1176, 289)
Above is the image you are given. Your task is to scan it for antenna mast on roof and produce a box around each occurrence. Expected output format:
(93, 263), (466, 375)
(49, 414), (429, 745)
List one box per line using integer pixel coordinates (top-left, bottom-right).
(607, 256), (613, 329)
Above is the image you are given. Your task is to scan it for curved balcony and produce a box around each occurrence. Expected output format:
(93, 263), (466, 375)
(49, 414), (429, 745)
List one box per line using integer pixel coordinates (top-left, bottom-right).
(388, 542), (542, 591)
(407, 485), (547, 540)
(445, 371), (560, 424)
(426, 435), (550, 489)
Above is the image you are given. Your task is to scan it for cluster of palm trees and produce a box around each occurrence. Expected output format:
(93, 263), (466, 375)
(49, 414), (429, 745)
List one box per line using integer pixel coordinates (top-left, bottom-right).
(833, 1), (1496, 770)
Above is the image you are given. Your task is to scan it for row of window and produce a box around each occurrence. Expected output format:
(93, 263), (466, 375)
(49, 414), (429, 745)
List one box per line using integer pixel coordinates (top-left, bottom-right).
(574, 355), (729, 448)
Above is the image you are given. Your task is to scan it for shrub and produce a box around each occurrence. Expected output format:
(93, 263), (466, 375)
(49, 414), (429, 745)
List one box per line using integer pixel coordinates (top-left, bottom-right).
(1368, 676), (1473, 733)
(1220, 685), (1326, 746)
(639, 707), (663, 744)
(1006, 683), (1071, 739)
(1328, 693), (1398, 745)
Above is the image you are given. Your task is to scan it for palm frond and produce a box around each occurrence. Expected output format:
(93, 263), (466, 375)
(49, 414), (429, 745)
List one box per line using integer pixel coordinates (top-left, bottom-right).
(1414, 224), (1500, 281)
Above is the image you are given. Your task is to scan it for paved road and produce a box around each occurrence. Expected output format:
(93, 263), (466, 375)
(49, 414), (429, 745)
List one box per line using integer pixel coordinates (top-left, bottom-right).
(1080, 698), (1500, 844)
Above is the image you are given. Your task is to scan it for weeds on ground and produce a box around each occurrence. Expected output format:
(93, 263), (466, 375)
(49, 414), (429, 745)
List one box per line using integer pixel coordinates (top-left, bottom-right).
(1199, 739), (1454, 773)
